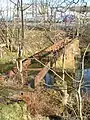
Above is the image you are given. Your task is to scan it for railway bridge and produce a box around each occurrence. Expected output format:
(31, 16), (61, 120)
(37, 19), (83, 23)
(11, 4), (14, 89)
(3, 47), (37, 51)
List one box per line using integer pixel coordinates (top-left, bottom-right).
(7, 38), (80, 87)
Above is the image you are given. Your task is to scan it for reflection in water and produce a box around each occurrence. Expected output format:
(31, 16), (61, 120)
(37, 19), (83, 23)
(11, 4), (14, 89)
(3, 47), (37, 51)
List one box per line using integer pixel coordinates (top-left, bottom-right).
(84, 69), (90, 82)
(75, 68), (90, 91)
(44, 72), (54, 87)
(84, 68), (90, 91)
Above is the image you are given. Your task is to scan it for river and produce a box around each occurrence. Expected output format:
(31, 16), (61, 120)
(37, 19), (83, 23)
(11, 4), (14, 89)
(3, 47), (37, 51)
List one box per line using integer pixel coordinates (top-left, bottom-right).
(83, 68), (90, 91)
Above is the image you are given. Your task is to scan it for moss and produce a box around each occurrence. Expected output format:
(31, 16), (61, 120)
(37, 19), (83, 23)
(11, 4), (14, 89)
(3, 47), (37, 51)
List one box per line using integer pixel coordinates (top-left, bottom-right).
(0, 102), (30, 120)
(0, 63), (15, 73)
(0, 102), (50, 120)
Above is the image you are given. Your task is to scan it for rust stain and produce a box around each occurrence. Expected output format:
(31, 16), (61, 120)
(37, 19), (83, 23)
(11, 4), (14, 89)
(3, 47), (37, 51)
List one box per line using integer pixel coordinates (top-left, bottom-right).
(34, 62), (50, 86)
(45, 40), (64, 52)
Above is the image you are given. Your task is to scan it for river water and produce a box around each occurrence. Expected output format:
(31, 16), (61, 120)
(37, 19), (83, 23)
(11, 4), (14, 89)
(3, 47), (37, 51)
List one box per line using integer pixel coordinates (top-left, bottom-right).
(75, 67), (90, 94)
(83, 68), (90, 91)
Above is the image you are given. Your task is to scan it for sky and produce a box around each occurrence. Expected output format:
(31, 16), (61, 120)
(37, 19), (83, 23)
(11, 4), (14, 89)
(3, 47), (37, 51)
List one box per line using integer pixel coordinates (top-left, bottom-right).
(0, 0), (90, 11)
(86, 0), (90, 5)
(0, 0), (90, 6)
(0, 0), (90, 19)
(0, 0), (90, 10)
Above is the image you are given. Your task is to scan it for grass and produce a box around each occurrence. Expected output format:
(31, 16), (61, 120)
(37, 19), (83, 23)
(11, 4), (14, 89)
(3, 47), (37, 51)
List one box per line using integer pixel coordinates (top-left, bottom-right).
(0, 47), (17, 64)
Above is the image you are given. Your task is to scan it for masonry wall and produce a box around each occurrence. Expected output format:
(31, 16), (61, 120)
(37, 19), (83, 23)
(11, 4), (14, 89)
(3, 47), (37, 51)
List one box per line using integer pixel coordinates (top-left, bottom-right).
(56, 39), (80, 72)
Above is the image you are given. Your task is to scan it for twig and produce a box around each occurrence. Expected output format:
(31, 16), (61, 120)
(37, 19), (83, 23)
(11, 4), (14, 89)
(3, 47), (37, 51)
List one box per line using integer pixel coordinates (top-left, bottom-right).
(23, 3), (34, 11)
(9, 0), (17, 5)
(65, 71), (80, 83)
(78, 43), (90, 120)
(33, 56), (63, 81)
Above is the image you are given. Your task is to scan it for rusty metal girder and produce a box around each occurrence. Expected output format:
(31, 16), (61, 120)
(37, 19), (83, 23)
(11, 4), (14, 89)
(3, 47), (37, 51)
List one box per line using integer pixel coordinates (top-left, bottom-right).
(23, 68), (42, 71)
(32, 40), (65, 59)
(34, 62), (50, 86)
(45, 40), (64, 52)
(7, 38), (72, 81)
(11, 39), (65, 73)
(23, 58), (31, 68)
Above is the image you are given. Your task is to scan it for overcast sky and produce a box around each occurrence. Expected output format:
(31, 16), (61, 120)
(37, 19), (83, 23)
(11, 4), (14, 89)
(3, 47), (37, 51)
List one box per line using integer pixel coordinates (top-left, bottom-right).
(0, 0), (90, 6)
(0, 0), (90, 19)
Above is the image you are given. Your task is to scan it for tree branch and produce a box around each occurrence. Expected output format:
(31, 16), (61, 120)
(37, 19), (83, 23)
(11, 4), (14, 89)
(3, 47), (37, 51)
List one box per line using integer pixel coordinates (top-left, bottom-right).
(33, 56), (64, 81)
(9, 0), (17, 5)
(23, 3), (33, 11)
